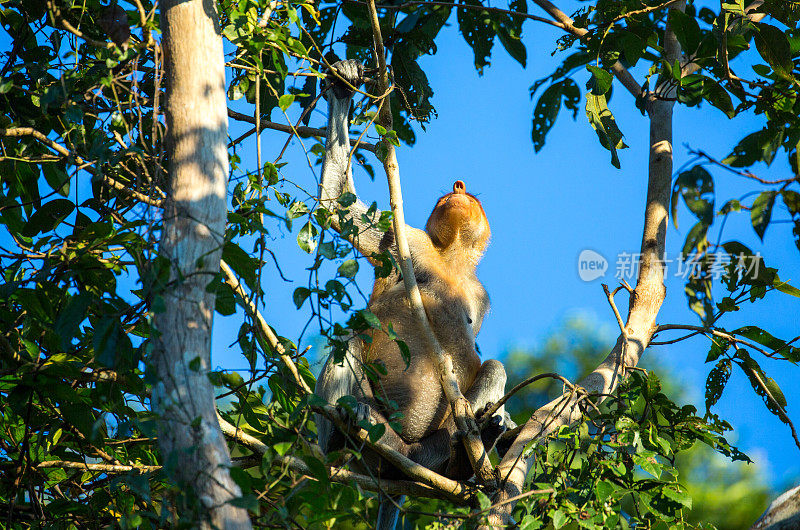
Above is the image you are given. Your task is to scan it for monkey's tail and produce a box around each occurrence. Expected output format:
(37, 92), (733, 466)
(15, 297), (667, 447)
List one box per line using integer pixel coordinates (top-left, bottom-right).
(375, 495), (405, 530)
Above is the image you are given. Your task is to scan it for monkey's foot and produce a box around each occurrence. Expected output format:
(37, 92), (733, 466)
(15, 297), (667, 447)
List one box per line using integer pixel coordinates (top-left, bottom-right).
(478, 403), (517, 457)
(494, 412), (517, 458)
(328, 59), (364, 98)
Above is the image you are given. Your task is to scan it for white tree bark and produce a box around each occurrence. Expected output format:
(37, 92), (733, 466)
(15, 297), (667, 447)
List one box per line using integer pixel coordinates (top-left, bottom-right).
(151, 1), (252, 527)
(481, 3), (685, 527)
(752, 485), (800, 529)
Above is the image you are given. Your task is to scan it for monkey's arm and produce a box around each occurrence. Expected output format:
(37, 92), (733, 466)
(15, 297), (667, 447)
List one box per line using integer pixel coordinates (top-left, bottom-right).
(320, 60), (426, 265)
(315, 337), (453, 473)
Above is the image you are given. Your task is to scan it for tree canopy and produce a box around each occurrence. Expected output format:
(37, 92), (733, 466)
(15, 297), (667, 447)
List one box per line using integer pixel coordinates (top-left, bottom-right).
(0, 0), (799, 527)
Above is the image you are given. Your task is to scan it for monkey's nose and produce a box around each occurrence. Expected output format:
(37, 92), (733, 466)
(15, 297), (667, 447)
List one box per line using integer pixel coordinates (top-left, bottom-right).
(453, 180), (466, 194)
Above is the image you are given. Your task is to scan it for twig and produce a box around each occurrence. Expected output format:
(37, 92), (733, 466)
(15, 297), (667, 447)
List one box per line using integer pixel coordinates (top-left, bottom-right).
(220, 260), (313, 394)
(480, 372), (575, 425)
(46, 0), (114, 49)
(689, 149), (797, 186)
(37, 461), (160, 473)
(531, 0), (645, 100)
(608, 0), (684, 24)
(227, 109), (377, 153)
(602, 283), (628, 336)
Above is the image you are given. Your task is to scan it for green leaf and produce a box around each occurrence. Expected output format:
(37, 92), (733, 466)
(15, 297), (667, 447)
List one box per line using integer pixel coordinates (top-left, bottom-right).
(584, 92), (627, 169)
(682, 221), (708, 257)
(367, 422), (386, 444)
(662, 485), (692, 508)
(297, 221), (318, 253)
(618, 31), (645, 67)
(42, 164), (70, 196)
(337, 259), (359, 279)
(736, 350), (789, 420)
(774, 275), (800, 299)
(702, 77), (735, 118)
(22, 199), (75, 237)
(494, 1), (527, 68)
(750, 191), (777, 240)
(586, 65), (613, 95)
(705, 358), (732, 412)
(754, 23), (794, 80)
(672, 165), (715, 227)
(337, 192), (357, 207)
(735, 325), (799, 362)
(669, 9), (702, 54)
(222, 242), (258, 291)
(595, 480), (615, 500)
(93, 317), (121, 368)
(724, 129), (784, 167)
(457, 0), (496, 72)
(476, 490), (492, 511)
(293, 287), (311, 308)
(551, 509), (567, 529)
(531, 79), (579, 152)
(360, 310), (381, 329)
(54, 293), (92, 350)
(632, 452), (662, 478)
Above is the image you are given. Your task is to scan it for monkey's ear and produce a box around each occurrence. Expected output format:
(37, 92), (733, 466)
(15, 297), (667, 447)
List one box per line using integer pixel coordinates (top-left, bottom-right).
(326, 60), (365, 99)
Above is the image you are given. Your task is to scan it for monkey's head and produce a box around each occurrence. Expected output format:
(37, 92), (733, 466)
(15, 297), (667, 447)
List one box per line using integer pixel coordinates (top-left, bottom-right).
(425, 180), (490, 252)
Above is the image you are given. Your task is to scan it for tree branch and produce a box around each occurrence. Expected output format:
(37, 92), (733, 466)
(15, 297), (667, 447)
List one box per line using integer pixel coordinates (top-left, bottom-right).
(216, 413), (471, 503)
(37, 461), (160, 473)
(530, 0), (644, 99)
(482, 3), (686, 526)
(0, 127), (164, 207)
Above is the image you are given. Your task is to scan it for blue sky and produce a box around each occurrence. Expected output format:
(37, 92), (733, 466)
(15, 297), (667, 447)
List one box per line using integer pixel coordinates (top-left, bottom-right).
(216, 4), (800, 490)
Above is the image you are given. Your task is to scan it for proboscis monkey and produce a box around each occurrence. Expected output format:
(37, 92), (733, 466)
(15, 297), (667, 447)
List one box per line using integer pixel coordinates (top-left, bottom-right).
(314, 60), (514, 529)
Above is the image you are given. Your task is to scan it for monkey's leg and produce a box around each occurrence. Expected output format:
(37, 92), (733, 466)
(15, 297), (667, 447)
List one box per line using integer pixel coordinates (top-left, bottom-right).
(466, 360), (517, 459)
(464, 359), (507, 416)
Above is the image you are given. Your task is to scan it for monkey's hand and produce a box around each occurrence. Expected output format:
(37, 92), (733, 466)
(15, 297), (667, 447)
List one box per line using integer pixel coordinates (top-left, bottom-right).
(327, 59), (365, 99)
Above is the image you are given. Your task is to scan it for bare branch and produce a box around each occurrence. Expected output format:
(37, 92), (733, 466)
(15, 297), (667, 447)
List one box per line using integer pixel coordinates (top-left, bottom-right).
(220, 260), (313, 394)
(690, 149), (798, 186)
(227, 109), (376, 153)
(38, 461), (160, 473)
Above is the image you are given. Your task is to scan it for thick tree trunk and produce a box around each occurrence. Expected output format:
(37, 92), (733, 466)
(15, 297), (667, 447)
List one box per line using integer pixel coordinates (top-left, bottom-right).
(151, 1), (251, 528)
